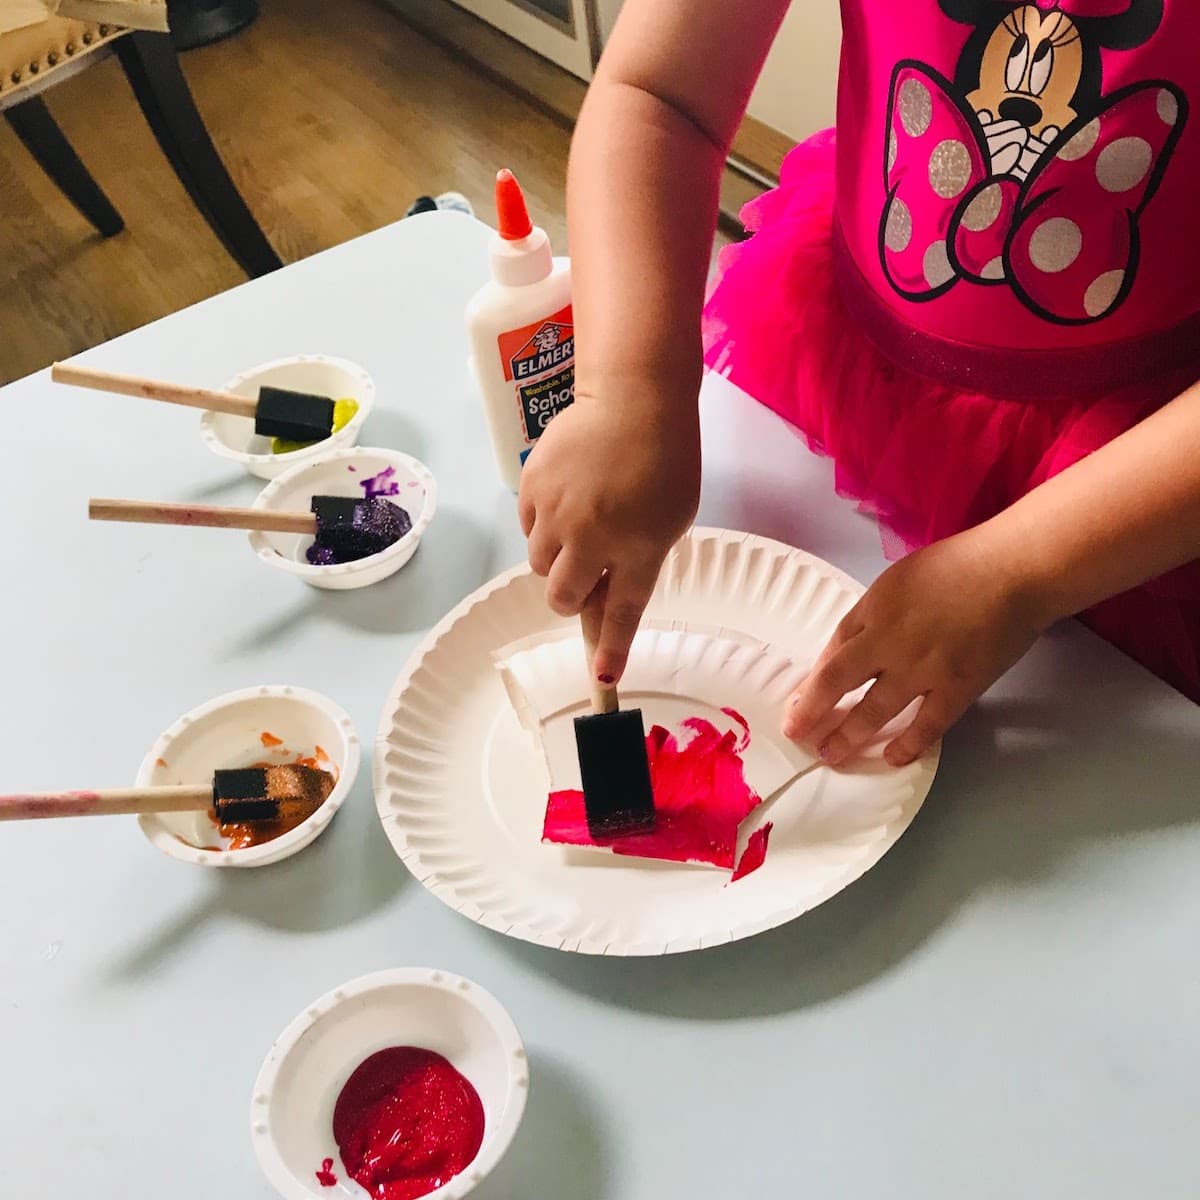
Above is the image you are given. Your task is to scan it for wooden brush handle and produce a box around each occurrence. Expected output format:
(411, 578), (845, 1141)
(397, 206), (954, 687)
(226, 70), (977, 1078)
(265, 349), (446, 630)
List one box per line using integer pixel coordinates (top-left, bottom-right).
(580, 587), (619, 715)
(0, 785), (212, 821)
(51, 362), (258, 420)
(89, 498), (317, 534)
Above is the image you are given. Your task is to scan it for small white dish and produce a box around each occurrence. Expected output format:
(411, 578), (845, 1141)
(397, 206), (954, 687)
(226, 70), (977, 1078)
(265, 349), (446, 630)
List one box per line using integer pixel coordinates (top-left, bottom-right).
(251, 968), (528, 1200)
(249, 446), (436, 591)
(201, 355), (375, 480)
(136, 685), (360, 868)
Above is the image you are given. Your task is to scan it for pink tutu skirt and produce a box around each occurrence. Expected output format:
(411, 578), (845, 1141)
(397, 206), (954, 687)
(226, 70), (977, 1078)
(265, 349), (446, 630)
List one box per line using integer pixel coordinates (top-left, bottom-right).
(703, 130), (1200, 703)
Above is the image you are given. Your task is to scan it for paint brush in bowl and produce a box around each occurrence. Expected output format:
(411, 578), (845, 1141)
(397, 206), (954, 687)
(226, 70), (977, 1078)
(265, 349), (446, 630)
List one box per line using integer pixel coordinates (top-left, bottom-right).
(573, 587), (657, 839)
(0, 765), (334, 823)
(52, 362), (346, 444)
(89, 496), (411, 564)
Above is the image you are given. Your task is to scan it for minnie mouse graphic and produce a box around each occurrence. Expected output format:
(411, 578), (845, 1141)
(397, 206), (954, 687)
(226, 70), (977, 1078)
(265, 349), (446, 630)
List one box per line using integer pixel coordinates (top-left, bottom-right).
(881, 0), (1186, 324)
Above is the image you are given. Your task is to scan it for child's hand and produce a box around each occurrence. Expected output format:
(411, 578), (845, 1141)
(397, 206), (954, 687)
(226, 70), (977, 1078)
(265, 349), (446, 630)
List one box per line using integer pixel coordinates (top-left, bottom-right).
(519, 394), (701, 683)
(783, 530), (1044, 766)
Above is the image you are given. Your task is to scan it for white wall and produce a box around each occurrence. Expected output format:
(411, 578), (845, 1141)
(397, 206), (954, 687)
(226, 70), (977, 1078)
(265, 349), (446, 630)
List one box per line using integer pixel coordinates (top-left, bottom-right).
(750, 2), (840, 141)
(595, 0), (841, 142)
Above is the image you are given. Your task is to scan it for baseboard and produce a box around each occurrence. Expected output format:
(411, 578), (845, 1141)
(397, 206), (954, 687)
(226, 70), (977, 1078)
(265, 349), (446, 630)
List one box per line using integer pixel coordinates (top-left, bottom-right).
(376, 0), (784, 233)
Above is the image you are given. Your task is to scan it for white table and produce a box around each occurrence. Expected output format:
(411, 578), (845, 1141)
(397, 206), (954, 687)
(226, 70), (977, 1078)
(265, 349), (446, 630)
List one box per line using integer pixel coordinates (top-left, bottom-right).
(2, 212), (1198, 1199)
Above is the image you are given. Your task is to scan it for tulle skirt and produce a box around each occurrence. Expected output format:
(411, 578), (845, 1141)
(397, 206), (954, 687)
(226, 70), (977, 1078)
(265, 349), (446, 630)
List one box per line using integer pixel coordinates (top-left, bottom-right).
(702, 129), (1200, 703)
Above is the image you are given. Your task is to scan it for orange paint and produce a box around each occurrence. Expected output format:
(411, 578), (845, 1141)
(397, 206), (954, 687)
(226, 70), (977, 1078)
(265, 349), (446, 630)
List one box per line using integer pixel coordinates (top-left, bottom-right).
(155, 758), (168, 769)
(208, 741), (338, 850)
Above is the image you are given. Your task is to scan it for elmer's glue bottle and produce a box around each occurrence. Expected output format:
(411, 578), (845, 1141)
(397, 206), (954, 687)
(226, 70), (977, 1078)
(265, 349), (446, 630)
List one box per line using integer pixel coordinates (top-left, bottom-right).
(466, 169), (574, 491)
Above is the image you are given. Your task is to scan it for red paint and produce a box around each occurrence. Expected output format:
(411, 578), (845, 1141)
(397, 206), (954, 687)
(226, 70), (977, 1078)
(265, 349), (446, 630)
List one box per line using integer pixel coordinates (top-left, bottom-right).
(315, 1158), (338, 1188)
(544, 711), (763, 870)
(260, 731), (283, 748)
(332, 1047), (485, 1200)
(731, 822), (773, 882)
(597, 674), (615, 685)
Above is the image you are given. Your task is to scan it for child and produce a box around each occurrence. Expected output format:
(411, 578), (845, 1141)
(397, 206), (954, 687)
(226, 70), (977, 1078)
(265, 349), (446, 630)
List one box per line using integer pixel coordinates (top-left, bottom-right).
(518, 0), (1200, 767)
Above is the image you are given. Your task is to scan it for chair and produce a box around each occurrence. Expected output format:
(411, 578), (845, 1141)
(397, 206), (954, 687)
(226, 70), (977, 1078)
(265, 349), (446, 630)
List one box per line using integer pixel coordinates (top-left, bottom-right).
(0, 1), (281, 277)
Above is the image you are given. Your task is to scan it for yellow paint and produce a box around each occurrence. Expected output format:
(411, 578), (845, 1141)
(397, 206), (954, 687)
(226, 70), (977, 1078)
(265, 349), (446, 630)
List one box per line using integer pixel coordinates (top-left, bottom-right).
(271, 397), (359, 454)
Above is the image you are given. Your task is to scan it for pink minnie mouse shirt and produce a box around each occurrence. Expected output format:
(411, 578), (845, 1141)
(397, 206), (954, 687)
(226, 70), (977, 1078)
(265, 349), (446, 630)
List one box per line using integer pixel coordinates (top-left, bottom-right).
(834, 0), (1196, 394)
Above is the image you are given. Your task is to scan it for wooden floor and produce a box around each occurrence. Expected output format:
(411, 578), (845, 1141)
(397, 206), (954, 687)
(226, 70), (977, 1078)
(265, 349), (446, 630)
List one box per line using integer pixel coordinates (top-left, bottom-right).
(0, 0), (578, 384)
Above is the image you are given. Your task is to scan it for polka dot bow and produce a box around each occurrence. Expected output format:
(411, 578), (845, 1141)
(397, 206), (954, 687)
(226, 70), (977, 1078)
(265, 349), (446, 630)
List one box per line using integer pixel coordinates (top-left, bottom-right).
(881, 65), (1184, 324)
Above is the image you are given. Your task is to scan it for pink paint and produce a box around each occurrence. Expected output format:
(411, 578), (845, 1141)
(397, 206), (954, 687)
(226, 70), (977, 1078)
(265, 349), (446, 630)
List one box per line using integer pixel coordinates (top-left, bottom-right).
(731, 822), (773, 882)
(544, 711), (763, 870)
(0, 791), (100, 819)
(315, 1158), (338, 1187)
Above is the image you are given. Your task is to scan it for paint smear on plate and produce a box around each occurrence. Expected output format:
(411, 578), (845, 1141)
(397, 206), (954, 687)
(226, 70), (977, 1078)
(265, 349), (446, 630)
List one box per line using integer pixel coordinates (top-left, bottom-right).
(260, 731), (283, 748)
(543, 708), (769, 876)
(315, 1158), (338, 1188)
(360, 465), (400, 498)
(731, 822), (773, 881)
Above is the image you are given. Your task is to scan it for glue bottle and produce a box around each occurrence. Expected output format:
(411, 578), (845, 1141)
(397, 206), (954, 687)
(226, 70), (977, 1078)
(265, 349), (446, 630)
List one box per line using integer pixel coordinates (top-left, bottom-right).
(466, 169), (574, 492)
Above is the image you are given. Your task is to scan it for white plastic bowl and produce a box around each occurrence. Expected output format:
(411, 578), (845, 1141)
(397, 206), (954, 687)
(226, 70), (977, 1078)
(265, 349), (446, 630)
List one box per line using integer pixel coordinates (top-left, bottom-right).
(249, 446), (436, 591)
(201, 355), (375, 480)
(136, 685), (360, 868)
(252, 969), (528, 1200)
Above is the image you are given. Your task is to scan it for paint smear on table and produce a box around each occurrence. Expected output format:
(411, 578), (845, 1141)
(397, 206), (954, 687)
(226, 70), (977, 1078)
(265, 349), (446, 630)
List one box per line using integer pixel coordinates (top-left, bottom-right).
(332, 1047), (484, 1200)
(543, 708), (769, 876)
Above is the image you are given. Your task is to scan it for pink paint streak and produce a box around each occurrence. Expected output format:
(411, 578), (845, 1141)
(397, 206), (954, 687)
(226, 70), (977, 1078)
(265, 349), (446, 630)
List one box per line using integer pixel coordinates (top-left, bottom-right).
(731, 822), (773, 881)
(315, 1158), (338, 1188)
(0, 791), (101, 819)
(544, 710), (765, 871)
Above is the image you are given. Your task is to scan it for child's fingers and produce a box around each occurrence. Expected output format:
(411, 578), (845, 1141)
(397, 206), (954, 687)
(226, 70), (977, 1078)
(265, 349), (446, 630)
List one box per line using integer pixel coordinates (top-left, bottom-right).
(814, 677), (915, 765)
(545, 547), (604, 618)
(517, 492), (536, 538)
(592, 564), (659, 684)
(884, 693), (956, 766)
(782, 641), (876, 742)
(527, 528), (562, 578)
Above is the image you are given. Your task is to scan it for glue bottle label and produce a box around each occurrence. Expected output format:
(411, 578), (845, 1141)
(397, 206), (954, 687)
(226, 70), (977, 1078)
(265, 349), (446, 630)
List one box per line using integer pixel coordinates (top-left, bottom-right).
(497, 303), (575, 449)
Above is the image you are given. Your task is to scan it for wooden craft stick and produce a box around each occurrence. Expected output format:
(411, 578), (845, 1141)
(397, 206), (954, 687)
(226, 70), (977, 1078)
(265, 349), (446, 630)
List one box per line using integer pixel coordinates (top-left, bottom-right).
(51, 362), (258, 420)
(0, 785), (211, 821)
(89, 498), (317, 534)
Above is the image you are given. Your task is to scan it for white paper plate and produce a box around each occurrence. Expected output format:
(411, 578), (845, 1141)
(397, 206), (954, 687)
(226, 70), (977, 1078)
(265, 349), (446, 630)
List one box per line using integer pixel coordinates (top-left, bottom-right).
(374, 528), (939, 956)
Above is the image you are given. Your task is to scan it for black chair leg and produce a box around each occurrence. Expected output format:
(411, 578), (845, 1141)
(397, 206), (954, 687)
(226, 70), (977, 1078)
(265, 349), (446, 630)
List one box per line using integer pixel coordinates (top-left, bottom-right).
(115, 31), (282, 277)
(5, 95), (124, 238)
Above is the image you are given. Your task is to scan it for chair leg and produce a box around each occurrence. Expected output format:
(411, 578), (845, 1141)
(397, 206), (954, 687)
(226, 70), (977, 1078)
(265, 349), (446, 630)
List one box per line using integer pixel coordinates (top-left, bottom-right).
(5, 95), (124, 238)
(115, 31), (282, 278)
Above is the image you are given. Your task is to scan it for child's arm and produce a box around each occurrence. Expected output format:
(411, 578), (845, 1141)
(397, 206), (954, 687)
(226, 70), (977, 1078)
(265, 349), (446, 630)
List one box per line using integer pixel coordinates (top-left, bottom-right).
(785, 383), (1200, 766)
(519, 0), (792, 684)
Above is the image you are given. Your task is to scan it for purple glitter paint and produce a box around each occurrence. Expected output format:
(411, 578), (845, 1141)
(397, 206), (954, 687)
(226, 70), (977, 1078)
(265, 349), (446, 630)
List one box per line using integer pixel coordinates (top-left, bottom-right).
(360, 465), (400, 498)
(304, 495), (412, 566)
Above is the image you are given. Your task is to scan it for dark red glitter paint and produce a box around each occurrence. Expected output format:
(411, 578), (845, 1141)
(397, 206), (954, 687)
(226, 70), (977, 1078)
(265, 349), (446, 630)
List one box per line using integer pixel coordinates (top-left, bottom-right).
(315, 1157), (338, 1187)
(332, 1047), (485, 1200)
(544, 709), (769, 872)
